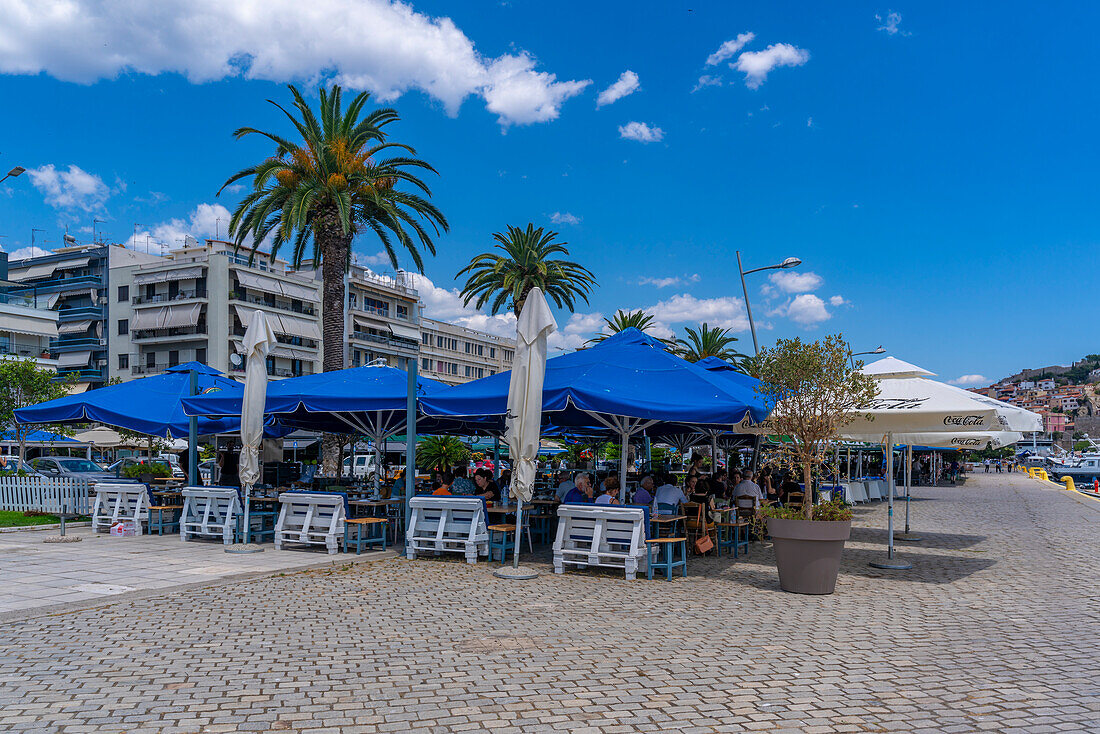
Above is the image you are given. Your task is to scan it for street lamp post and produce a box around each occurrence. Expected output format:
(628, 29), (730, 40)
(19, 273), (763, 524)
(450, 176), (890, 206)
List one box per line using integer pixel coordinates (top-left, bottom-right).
(849, 346), (886, 368)
(0, 166), (25, 185)
(735, 252), (801, 355)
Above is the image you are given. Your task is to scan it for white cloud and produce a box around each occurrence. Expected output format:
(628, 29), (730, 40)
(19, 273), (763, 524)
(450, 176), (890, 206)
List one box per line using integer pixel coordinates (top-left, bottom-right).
(402, 271), (518, 341)
(705, 33), (755, 66)
(26, 164), (110, 211)
(0, 0), (589, 127)
(829, 295), (848, 307)
(785, 294), (831, 325)
(732, 43), (810, 89)
(549, 311), (604, 350)
(549, 212), (581, 225)
(691, 75), (723, 93)
(7, 246), (50, 260)
(876, 11), (909, 36)
(596, 70), (640, 107)
(638, 274), (699, 289)
(949, 374), (988, 387)
(618, 121), (664, 143)
(645, 293), (749, 336)
(807, 116), (814, 128)
(768, 270), (823, 294)
(126, 202), (232, 255)
(353, 251), (391, 267)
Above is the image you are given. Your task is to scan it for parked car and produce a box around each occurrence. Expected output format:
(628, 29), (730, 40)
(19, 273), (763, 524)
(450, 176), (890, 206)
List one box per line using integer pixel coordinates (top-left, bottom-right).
(0, 456), (42, 476)
(30, 456), (120, 482)
(198, 458), (216, 484)
(106, 456), (185, 479)
(342, 454), (383, 480)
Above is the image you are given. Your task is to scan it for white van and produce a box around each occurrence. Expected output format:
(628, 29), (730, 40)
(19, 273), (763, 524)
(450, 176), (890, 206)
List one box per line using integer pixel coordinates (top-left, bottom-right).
(342, 454), (383, 480)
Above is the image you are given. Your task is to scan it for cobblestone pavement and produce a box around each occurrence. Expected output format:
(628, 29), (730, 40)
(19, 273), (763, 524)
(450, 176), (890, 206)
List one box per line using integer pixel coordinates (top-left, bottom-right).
(1, 472), (1098, 733)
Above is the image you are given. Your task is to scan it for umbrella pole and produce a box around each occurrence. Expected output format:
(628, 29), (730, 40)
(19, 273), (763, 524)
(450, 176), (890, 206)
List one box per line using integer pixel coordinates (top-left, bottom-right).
(188, 369), (198, 486)
(511, 498), (524, 569)
(644, 435), (652, 472)
(897, 444), (922, 542)
(619, 430), (628, 503)
(493, 436), (500, 482)
(404, 362), (417, 546)
(870, 433), (911, 570)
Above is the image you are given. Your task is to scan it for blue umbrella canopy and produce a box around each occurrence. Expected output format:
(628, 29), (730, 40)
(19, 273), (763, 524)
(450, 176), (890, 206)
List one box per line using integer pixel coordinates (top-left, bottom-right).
(420, 328), (772, 430)
(14, 362), (252, 439)
(181, 364), (473, 437)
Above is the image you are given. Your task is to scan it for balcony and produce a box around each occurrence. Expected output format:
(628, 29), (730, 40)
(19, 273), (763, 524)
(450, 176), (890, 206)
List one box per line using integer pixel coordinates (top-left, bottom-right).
(231, 326), (317, 350)
(131, 362), (174, 376)
(132, 288), (208, 306)
(51, 337), (104, 351)
(15, 274), (102, 293)
(58, 305), (104, 320)
(350, 330), (419, 354)
(0, 340), (54, 361)
(229, 291), (315, 316)
(229, 363), (314, 379)
(57, 367), (104, 381)
(131, 325), (208, 343)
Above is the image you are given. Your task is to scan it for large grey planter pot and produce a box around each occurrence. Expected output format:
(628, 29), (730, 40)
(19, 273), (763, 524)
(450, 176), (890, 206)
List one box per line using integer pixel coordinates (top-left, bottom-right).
(766, 518), (852, 595)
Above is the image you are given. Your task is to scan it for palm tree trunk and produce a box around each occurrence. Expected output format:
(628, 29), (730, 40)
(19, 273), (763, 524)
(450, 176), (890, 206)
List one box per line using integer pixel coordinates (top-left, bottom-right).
(316, 211), (351, 477)
(513, 284), (533, 317)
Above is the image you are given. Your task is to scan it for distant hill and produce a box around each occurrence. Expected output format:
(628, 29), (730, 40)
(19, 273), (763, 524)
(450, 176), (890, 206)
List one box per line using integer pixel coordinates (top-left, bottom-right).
(1001, 354), (1100, 386)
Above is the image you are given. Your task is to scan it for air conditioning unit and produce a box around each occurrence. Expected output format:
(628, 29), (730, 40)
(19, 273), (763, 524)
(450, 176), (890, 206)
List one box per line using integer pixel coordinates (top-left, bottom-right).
(99, 339), (107, 347)
(96, 359), (107, 367)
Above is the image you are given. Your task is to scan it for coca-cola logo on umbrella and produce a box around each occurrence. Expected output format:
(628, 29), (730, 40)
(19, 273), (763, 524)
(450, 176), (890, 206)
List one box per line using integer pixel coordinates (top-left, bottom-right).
(943, 415), (986, 426)
(864, 397), (929, 410)
(950, 437), (983, 446)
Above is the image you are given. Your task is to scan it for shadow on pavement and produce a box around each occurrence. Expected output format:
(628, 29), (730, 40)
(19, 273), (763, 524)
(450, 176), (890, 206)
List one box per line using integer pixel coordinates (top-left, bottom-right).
(849, 526), (988, 550)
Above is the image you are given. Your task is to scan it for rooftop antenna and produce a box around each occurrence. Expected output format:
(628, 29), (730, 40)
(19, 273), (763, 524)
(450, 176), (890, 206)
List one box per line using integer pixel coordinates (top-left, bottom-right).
(31, 227), (46, 249)
(93, 218), (106, 245)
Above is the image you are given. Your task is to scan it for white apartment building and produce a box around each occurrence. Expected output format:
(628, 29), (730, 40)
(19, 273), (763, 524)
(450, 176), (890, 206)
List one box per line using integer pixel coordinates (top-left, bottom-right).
(0, 280), (59, 371)
(418, 317), (515, 385)
(109, 240), (322, 381)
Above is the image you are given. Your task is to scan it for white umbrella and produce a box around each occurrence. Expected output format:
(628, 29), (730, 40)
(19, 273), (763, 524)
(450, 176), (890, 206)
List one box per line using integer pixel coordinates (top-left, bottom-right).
(498, 288), (557, 578)
(239, 310), (277, 544)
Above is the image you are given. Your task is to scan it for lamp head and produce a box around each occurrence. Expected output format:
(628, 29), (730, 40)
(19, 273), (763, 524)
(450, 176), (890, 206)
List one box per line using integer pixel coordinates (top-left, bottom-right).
(872, 346), (886, 354)
(6, 166), (25, 178)
(779, 257), (801, 269)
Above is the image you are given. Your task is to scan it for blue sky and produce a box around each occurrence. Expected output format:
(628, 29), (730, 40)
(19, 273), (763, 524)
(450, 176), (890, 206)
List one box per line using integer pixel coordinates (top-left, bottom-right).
(0, 1), (1096, 384)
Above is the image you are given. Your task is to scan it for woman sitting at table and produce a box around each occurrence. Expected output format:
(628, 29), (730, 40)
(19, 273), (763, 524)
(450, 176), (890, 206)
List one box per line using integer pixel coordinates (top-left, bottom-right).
(473, 468), (499, 502)
(710, 469), (729, 500)
(595, 475), (620, 505)
(688, 476), (718, 518)
(451, 465), (476, 495)
(686, 453), (706, 481)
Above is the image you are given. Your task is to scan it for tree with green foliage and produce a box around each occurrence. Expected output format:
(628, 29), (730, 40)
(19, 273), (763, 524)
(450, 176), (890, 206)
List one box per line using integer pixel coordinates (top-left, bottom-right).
(674, 323), (749, 365)
(221, 84), (448, 474)
(0, 360), (76, 464)
(753, 335), (879, 520)
(458, 223), (596, 317)
(584, 309), (663, 346)
(416, 436), (470, 473)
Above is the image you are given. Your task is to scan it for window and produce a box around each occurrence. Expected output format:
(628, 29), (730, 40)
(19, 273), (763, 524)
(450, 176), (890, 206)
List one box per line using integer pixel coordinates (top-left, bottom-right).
(118, 354), (129, 370)
(117, 285), (128, 302)
(504, 349), (514, 361)
(421, 357), (430, 370)
(196, 348), (206, 364)
(146, 352), (156, 368)
(363, 297), (389, 317)
(396, 304), (408, 320)
(436, 335), (445, 348)
(168, 350), (179, 368)
(422, 333), (431, 345)
(489, 347), (496, 359)
(117, 319), (128, 336)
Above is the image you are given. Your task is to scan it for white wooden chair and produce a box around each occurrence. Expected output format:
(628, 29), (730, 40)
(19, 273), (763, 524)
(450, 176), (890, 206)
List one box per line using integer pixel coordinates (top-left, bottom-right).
(405, 496), (489, 564)
(838, 481), (868, 504)
(553, 504), (649, 580)
(91, 483), (149, 535)
(275, 492), (346, 555)
(866, 479), (885, 501)
(180, 487), (241, 545)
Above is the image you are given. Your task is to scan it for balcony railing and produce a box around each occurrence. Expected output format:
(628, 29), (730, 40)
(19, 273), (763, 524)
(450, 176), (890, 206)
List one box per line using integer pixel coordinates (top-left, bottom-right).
(0, 340), (53, 360)
(131, 325), (208, 342)
(131, 362), (175, 376)
(229, 291), (316, 316)
(58, 305), (104, 320)
(229, 363), (315, 379)
(231, 326), (317, 350)
(132, 288), (208, 305)
(350, 330), (419, 353)
(50, 337), (104, 350)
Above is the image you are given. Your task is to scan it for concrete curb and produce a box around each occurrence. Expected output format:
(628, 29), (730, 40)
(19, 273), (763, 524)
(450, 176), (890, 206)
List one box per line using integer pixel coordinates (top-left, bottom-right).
(0, 521), (92, 534)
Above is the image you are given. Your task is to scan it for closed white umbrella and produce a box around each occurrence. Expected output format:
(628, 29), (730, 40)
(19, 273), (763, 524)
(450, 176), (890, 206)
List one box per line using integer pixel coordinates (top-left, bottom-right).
(497, 288), (557, 579)
(239, 310), (277, 545)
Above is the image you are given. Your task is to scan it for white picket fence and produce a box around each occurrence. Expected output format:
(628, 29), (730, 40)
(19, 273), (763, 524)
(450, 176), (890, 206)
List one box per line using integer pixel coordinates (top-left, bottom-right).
(0, 476), (94, 515)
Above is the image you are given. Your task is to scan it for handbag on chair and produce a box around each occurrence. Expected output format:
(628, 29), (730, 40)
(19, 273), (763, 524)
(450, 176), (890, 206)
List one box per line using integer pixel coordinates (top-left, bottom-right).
(692, 503), (714, 554)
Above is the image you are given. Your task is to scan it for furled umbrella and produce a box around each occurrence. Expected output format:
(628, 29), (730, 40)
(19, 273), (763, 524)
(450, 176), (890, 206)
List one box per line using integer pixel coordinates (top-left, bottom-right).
(238, 310), (277, 546)
(497, 287), (557, 579)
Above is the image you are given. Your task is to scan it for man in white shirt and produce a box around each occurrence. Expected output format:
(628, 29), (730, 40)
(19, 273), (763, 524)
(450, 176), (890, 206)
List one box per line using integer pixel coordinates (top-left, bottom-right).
(652, 474), (688, 512)
(555, 470), (576, 501)
(731, 470), (764, 508)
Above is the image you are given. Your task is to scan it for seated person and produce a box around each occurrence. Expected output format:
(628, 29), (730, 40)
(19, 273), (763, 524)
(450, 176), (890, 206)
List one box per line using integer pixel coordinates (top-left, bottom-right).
(473, 468), (500, 502)
(652, 473), (688, 512)
(731, 469), (764, 508)
(562, 472), (594, 503)
(554, 470), (576, 501)
(633, 475), (656, 506)
(451, 465), (476, 495)
(595, 475), (620, 505)
(779, 477), (802, 507)
(431, 470), (454, 496)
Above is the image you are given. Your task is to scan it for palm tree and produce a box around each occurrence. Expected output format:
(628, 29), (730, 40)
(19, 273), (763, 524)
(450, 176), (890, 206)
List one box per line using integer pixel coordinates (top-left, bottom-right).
(584, 309), (663, 346)
(221, 84), (448, 374)
(416, 436), (470, 473)
(674, 323), (749, 364)
(458, 223), (596, 317)
(221, 85), (447, 474)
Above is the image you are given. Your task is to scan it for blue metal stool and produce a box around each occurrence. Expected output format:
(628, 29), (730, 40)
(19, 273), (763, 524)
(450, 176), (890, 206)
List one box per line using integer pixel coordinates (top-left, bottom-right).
(529, 512), (553, 545)
(646, 537), (687, 580)
(344, 517), (388, 554)
(487, 523), (516, 563)
(715, 521), (750, 558)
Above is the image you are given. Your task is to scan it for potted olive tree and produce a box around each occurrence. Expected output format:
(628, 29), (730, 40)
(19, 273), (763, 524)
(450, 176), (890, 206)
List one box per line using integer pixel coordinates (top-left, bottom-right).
(754, 335), (878, 594)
